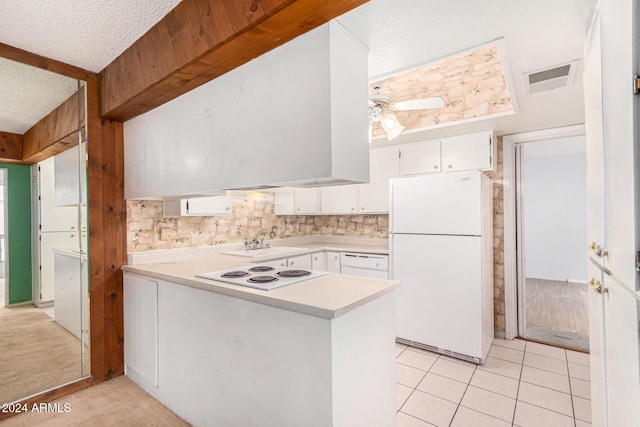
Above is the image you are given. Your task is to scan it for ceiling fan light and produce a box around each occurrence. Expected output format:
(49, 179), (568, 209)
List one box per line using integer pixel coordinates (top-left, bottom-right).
(381, 112), (405, 141)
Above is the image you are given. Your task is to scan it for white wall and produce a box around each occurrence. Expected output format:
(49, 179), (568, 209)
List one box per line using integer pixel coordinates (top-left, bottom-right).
(522, 136), (587, 281)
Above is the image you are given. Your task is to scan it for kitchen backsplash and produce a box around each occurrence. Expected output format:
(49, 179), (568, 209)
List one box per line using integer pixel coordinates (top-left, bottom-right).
(127, 195), (388, 252)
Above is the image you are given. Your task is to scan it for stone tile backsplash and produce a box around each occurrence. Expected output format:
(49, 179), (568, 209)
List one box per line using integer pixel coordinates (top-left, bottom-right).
(127, 194), (388, 253)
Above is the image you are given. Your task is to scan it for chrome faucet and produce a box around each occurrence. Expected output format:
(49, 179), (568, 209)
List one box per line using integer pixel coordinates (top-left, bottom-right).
(244, 236), (270, 251)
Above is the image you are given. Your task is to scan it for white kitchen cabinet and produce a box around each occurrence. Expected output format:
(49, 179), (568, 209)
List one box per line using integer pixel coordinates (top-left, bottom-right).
(274, 189), (294, 215)
(311, 251), (327, 271)
(358, 146), (400, 213)
(262, 258), (288, 268)
(54, 251), (88, 340)
(39, 157), (79, 232)
(124, 274), (158, 389)
(274, 187), (320, 215)
(287, 254), (312, 269)
(124, 22), (369, 199)
(326, 251), (341, 274)
(399, 131), (495, 177)
(260, 254), (312, 269)
(293, 188), (319, 214)
(320, 185), (359, 214)
(163, 195), (232, 217)
(400, 140), (441, 176)
(441, 131), (495, 172)
(123, 273), (396, 426)
(54, 145), (86, 206)
(40, 232), (79, 302)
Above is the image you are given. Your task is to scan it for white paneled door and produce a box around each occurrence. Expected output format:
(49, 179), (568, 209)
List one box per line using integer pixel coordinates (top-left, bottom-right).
(584, 2), (640, 426)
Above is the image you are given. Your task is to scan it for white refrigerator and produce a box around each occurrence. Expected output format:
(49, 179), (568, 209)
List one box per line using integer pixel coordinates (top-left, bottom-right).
(390, 170), (494, 363)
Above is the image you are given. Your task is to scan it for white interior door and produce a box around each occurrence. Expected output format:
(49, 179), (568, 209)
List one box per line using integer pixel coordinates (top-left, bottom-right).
(584, 3), (640, 426)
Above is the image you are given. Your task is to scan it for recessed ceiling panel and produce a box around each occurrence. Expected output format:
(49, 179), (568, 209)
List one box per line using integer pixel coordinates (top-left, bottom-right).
(370, 43), (514, 137)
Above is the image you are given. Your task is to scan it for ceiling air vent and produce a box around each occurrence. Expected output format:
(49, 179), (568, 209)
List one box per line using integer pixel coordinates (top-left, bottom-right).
(523, 60), (578, 94)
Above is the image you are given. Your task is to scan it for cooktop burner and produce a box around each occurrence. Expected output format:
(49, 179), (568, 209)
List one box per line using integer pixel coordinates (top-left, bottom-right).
(196, 264), (330, 291)
(247, 275), (278, 283)
(248, 266), (275, 273)
(221, 271), (250, 278)
(276, 270), (312, 278)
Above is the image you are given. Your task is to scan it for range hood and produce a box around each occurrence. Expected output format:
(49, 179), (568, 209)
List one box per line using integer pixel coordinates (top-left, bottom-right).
(124, 21), (369, 200)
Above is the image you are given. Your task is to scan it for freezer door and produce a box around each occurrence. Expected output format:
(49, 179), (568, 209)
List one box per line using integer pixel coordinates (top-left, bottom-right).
(391, 233), (484, 358)
(390, 171), (482, 235)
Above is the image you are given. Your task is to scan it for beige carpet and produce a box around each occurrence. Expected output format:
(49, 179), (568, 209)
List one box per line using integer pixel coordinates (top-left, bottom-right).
(0, 376), (189, 427)
(0, 305), (85, 403)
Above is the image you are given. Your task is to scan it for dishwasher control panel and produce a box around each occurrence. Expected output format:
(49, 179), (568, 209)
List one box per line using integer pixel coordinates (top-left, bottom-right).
(340, 252), (389, 271)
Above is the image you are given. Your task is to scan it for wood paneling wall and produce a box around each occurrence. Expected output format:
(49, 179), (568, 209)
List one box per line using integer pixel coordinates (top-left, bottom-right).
(99, 0), (368, 121)
(0, 131), (23, 162)
(87, 73), (126, 382)
(21, 90), (85, 163)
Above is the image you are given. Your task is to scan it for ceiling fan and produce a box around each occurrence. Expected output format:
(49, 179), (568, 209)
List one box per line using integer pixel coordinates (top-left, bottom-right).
(369, 86), (445, 141)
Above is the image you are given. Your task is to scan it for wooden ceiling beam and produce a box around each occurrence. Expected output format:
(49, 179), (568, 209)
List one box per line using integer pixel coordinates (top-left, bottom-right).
(0, 42), (87, 81)
(99, 0), (368, 121)
(0, 131), (25, 164)
(21, 90), (84, 164)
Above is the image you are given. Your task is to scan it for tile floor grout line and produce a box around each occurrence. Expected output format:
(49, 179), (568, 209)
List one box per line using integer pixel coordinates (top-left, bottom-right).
(511, 340), (527, 426)
(447, 363), (477, 427)
(398, 410), (438, 427)
(564, 347), (579, 426)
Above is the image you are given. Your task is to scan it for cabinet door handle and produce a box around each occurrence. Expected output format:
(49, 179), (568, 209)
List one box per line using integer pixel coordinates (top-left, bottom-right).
(433, 165), (439, 170)
(361, 207), (365, 210)
(447, 164), (453, 169)
(280, 262), (286, 267)
(290, 261), (294, 265)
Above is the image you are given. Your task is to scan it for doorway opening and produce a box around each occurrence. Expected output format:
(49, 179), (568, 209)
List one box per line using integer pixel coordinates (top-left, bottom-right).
(515, 135), (589, 351)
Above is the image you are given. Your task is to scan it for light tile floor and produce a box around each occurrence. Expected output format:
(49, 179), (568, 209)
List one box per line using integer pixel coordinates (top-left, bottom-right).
(396, 339), (591, 427)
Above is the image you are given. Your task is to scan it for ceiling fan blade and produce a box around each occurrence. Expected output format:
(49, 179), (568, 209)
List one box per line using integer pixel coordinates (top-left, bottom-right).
(394, 97), (445, 111)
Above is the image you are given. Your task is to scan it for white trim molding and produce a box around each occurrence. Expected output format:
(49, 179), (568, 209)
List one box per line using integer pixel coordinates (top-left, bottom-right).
(501, 124), (585, 339)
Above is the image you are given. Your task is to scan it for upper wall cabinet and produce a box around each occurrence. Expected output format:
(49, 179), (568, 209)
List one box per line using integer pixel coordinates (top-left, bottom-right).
(276, 188), (320, 215)
(54, 146), (86, 206)
(400, 131), (495, 177)
(399, 140), (441, 176)
(124, 21), (369, 200)
(441, 131), (495, 172)
(38, 157), (78, 232)
(163, 195), (232, 217)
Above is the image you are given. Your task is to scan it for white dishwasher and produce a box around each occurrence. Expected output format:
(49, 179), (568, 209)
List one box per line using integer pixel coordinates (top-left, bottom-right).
(340, 252), (389, 279)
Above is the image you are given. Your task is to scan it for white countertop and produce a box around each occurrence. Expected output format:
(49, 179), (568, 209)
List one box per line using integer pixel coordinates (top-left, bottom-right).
(122, 236), (397, 320)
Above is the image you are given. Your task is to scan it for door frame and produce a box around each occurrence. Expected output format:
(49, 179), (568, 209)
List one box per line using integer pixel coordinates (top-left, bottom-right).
(502, 124), (585, 339)
(1, 168), (7, 307)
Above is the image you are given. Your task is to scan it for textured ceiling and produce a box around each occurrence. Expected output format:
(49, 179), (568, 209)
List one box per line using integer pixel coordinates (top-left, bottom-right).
(0, 57), (78, 134)
(0, 0), (181, 73)
(0, 0), (180, 134)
